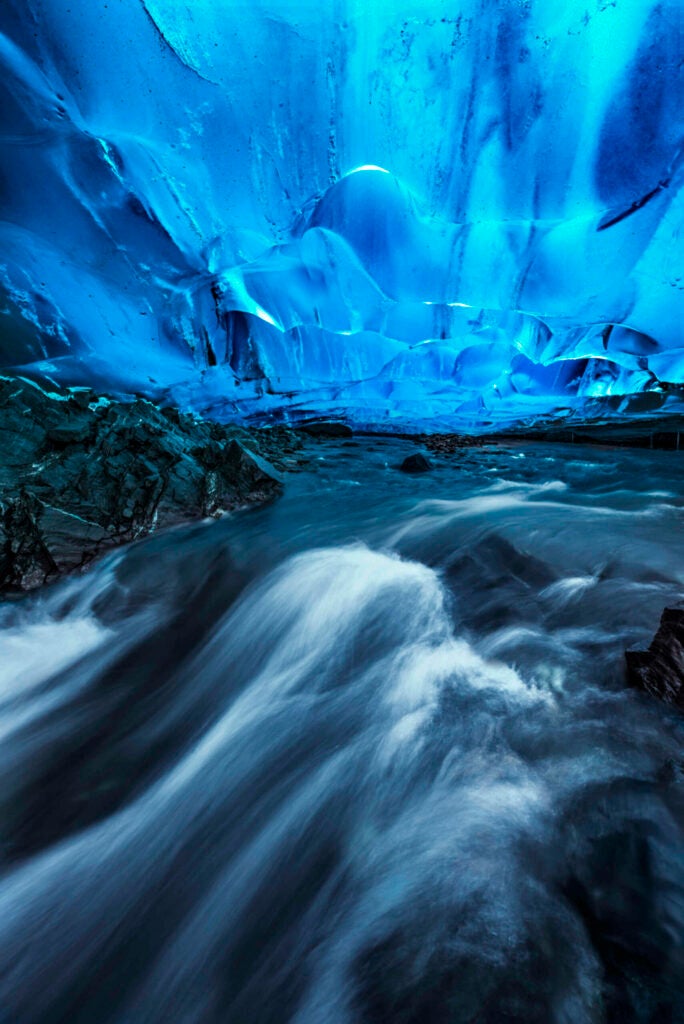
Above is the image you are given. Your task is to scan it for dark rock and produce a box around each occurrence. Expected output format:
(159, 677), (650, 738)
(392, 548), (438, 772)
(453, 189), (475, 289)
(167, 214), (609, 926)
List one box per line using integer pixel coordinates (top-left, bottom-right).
(412, 432), (482, 454)
(625, 608), (684, 708)
(215, 440), (284, 504)
(399, 453), (433, 474)
(0, 490), (59, 592)
(299, 421), (353, 438)
(0, 377), (298, 595)
(46, 421), (94, 446)
(69, 388), (96, 410)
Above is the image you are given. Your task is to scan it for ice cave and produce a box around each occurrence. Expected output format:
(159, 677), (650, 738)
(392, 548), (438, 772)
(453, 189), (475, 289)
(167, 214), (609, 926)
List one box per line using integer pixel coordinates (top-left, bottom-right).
(1, 0), (682, 429)
(0, 3), (683, 1024)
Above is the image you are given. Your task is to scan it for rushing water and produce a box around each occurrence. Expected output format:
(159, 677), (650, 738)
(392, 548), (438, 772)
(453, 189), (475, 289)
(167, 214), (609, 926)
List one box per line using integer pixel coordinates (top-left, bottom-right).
(0, 439), (682, 1024)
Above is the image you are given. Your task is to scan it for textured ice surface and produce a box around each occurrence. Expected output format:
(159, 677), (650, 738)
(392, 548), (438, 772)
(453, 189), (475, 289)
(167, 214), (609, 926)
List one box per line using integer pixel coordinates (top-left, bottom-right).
(0, 0), (682, 429)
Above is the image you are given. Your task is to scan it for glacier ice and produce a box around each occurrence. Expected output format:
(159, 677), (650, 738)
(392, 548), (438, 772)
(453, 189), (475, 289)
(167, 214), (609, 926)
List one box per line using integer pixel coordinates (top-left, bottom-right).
(0, 0), (682, 429)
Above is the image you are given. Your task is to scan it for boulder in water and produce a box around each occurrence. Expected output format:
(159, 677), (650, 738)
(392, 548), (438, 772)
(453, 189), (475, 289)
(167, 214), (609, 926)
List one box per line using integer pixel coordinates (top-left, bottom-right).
(399, 453), (433, 474)
(625, 608), (684, 709)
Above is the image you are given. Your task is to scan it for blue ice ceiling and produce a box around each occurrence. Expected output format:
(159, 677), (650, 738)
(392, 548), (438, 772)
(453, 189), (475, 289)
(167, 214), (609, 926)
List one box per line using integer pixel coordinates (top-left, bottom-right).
(0, 0), (682, 429)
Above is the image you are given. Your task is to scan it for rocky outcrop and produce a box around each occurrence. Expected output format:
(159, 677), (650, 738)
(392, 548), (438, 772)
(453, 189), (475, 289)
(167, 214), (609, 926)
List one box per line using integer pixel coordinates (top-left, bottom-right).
(625, 608), (684, 709)
(0, 377), (299, 595)
(399, 453), (433, 474)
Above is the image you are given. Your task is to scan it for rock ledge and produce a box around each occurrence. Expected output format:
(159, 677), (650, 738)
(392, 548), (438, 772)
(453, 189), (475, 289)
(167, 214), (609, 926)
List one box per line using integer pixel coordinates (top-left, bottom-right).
(0, 377), (298, 595)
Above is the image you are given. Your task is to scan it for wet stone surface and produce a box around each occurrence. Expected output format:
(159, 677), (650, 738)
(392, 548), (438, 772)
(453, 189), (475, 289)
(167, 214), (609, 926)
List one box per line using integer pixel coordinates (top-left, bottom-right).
(0, 377), (300, 594)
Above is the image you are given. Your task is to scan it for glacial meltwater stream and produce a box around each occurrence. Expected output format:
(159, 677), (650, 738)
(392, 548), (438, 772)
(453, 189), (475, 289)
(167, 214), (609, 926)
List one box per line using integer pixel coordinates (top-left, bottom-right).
(0, 438), (682, 1024)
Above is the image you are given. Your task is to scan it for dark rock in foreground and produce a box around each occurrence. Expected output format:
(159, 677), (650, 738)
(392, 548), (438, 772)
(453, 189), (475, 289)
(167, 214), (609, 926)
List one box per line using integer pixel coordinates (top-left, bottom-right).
(626, 608), (684, 709)
(399, 453), (433, 474)
(0, 377), (298, 595)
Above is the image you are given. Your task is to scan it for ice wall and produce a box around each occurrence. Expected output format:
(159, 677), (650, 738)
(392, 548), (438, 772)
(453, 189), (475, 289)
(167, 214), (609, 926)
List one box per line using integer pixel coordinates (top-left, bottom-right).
(0, 0), (682, 428)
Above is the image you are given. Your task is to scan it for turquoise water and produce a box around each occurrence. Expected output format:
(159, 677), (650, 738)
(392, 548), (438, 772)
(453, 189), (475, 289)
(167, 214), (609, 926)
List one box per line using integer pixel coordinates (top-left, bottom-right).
(0, 439), (682, 1022)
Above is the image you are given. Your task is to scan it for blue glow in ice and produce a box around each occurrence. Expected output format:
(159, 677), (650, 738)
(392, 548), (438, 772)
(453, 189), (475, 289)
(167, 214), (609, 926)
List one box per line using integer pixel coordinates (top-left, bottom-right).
(0, 0), (681, 428)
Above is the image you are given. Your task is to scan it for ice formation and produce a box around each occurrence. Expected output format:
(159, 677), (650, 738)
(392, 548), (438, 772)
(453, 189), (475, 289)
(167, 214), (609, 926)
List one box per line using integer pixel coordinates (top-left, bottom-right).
(0, 0), (682, 429)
